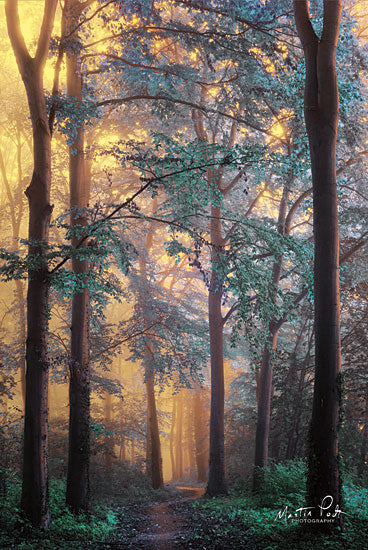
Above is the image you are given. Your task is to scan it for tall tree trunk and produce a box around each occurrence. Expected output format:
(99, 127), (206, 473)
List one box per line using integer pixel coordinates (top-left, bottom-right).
(193, 386), (208, 483)
(170, 394), (177, 480)
(253, 183), (289, 491)
(186, 392), (196, 478)
(104, 392), (114, 468)
(294, 0), (343, 526)
(175, 390), (184, 481)
(65, 0), (91, 513)
(139, 228), (163, 489)
(206, 205), (227, 496)
(5, 0), (57, 529)
(145, 373), (163, 488)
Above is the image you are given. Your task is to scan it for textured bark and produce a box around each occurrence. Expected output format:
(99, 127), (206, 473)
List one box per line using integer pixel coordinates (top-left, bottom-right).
(65, 0), (91, 513)
(206, 205), (227, 496)
(5, 0), (57, 529)
(294, 0), (343, 526)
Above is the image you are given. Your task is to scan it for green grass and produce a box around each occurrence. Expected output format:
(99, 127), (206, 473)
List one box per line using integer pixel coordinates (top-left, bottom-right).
(177, 461), (368, 550)
(0, 474), (118, 549)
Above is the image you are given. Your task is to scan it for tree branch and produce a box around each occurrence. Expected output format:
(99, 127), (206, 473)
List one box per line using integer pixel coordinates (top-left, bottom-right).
(35, 0), (58, 67)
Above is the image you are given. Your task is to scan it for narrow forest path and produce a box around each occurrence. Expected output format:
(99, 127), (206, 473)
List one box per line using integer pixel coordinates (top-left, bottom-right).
(105, 485), (205, 550)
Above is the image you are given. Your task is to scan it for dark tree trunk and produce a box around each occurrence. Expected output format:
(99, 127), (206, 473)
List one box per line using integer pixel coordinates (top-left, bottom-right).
(294, 0), (343, 526)
(65, 0), (91, 513)
(206, 206), (227, 496)
(145, 374), (164, 488)
(139, 229), (163, 489)
(253, 325), (278, 490)
(5, 0), (57, 529)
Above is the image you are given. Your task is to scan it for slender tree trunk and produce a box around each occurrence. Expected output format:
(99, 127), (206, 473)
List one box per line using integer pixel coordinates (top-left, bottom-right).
(65, 0), (91, 512)
(15, 281), (27, 406)
(193, 386), (208, 483)
(186, 393), (196, 478)
(175, 390), (184, 480)
(104, 392), (114, 468)
(294, 0), (343, 526)
(6, 0), (58, 528)
(253, 183), (289, 491)
(170, 394), (177, 480)
(145, 373), (163, 488)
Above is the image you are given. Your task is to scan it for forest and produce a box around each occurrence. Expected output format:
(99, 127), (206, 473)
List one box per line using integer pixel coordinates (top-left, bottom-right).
(0, 0), (367, 549)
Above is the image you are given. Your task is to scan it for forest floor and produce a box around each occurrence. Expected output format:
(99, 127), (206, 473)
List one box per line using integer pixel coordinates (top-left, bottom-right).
(102, 485), (205, 549)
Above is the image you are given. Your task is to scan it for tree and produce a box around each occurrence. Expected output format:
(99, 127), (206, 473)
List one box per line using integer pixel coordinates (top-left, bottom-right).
(294, 0), (343, 526)
(64, 0), (92, 513)
(5, 0), (58, 528)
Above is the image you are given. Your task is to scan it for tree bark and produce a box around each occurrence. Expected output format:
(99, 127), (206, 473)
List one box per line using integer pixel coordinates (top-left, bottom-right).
(139, 228), (164, 489)
(5, 0), (57, 529)
(145, 373), (164, 488)
(294, 0), (343, 526)
(206, 205), (227, 496)
(65, 0), (91, 513)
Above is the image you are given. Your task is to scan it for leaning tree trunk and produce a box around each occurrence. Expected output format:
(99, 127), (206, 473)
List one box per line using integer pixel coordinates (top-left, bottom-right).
(65, 0), (91, 513)
(294, 0), (343, 526)
(5, 0), (57, 529)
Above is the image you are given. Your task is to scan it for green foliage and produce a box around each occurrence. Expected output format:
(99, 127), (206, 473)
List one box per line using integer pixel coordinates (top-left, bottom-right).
(177, 461), (368, 550)
(0, 476), (118, 549)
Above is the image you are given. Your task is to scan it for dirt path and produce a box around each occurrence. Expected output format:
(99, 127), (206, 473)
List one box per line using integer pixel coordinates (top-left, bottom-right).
(129, 486), (204, 550)
(107, 486), (205, 550)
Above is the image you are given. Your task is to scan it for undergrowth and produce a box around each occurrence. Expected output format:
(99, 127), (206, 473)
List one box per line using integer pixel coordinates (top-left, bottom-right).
(177, 460), (368, 550)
